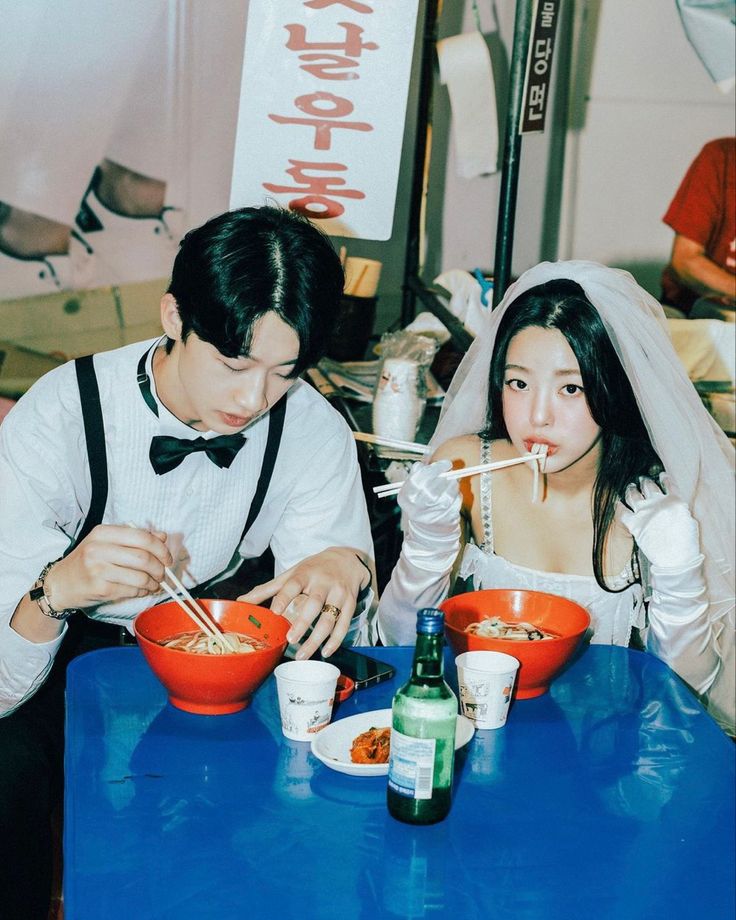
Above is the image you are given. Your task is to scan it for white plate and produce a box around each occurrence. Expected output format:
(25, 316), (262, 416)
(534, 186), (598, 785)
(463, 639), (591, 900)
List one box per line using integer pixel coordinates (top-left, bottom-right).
(310, 708), (475, 777)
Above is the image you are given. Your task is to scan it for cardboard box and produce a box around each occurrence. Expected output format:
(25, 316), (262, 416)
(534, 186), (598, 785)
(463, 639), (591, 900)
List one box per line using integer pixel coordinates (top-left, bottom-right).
(0, 341), (65, 397)
(0, 278), (164, 397)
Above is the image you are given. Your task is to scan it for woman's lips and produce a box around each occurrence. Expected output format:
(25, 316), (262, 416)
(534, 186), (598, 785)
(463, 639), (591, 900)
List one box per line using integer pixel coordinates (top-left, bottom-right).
(220, 411), (249, 428)
(525, 439), (557, 456)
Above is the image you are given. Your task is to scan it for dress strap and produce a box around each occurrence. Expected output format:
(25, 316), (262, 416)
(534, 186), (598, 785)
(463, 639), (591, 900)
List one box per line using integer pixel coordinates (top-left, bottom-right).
(479, 438), (494, 554)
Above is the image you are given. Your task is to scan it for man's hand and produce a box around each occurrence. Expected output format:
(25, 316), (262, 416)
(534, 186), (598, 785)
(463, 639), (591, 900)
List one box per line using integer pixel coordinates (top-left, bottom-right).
(45, 524), (173, 611)
(239, 547), (372, 660)
(670, 234), (736, 302)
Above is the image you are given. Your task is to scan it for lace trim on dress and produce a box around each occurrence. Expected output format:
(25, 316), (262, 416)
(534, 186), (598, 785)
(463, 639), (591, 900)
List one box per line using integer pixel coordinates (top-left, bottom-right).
(479, 438), (494, 553)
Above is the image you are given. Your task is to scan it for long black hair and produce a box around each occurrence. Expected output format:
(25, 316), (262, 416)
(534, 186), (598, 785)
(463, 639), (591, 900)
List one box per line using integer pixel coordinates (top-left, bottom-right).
(484, 278), (661, 590)
(167, 205), (344, 374)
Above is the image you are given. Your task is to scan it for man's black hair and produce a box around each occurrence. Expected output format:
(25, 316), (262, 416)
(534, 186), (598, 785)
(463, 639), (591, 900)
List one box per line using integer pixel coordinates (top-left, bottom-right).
(166, 205), (344, 375)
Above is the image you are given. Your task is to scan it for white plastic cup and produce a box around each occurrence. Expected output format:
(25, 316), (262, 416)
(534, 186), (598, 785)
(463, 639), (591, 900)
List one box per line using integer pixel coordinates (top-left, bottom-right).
(274, 660), (340, 742)
(455, 651), (520, 730)
(372, 357), (426, 442)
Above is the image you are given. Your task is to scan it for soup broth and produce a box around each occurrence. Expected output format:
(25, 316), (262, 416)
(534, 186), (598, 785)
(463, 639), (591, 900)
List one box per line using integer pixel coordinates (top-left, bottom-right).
(465, 616), (557, 641)
(157, 629), (267, 655)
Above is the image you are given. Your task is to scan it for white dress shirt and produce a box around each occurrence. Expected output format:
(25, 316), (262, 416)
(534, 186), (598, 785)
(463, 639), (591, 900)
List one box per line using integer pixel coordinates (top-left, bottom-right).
(0, 338), (375, 715)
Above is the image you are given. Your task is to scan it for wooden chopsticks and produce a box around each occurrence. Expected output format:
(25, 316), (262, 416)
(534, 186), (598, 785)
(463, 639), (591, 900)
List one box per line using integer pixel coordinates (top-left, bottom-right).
(373, 446), (549, 499)
(159, 566), (237, 654)
(126, 521), (235, 653)
(353, 432), (431, 454)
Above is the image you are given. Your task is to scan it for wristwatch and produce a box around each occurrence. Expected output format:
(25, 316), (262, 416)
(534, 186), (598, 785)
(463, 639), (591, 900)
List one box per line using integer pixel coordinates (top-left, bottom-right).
(29, 559), (75, 621)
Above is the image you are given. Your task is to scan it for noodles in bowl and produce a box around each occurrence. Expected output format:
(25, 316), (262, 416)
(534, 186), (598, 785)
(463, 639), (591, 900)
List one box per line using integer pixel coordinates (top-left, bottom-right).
(466, 616), (556, 641)
(135, 599), (290, 714)
(442, 589), (590, 698)
(157, 629), (267, 655)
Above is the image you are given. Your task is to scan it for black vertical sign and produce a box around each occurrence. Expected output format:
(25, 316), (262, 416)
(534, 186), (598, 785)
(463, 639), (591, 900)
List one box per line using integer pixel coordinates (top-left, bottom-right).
(520, 0), (561, 134)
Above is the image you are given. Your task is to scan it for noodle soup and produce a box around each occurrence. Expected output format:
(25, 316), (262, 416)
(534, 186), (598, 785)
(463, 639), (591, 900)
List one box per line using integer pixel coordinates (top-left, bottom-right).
(442, 589), (591, 699)
(157, 629), (268, 655)
(135, 599), (290, 714)
(465, 616), (557, 641)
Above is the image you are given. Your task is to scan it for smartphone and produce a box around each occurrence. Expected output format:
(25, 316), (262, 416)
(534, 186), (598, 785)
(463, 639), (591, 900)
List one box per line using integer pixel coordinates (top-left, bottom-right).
(319, 646), (396, 690)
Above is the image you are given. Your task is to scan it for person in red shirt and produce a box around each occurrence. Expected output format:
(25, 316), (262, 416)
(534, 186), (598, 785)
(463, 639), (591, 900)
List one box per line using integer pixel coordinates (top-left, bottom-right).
(661, 137), (736, 315)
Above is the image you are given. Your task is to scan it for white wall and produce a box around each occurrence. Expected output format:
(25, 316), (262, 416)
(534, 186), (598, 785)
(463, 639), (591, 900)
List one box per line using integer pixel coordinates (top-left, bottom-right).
(559, 0), (735, 294)
(434, 0), (734, 296)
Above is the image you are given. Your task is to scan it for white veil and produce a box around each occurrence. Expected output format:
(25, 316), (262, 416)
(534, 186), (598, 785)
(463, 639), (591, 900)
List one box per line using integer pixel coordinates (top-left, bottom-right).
(431, 260), (735, 730)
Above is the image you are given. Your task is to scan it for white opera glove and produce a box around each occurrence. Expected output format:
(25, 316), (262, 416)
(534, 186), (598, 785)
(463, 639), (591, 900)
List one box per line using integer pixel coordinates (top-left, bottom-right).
(399, 459), (462, 549)
(620, 474), (717, 695)
(377, 460), (462, 645)
(619, 474), (700, 570)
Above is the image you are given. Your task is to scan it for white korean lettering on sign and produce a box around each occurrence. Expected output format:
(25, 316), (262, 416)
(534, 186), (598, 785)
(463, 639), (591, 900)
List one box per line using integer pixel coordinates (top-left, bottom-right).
(521, 0), (560, 134)
(230, 0), (420, 240)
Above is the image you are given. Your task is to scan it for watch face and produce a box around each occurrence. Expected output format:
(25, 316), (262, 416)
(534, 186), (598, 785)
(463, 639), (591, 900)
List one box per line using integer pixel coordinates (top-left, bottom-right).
(30, 579), (71, 619)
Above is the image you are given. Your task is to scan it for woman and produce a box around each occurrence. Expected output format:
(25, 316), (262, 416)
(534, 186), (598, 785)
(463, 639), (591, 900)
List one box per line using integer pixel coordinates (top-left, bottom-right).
(377, 261), (734, 734)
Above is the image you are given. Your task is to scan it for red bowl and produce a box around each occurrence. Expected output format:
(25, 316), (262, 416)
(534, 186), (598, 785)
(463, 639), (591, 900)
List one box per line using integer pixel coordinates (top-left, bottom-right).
(441, 589), (590, 699)
(135, 599), (290, 715)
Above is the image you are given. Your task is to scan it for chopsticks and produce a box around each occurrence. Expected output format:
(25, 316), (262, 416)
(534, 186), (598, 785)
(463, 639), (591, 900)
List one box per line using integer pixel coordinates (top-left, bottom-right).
(373, 445), (549, 499)
(127, 520), (236, 652)
(353, 432), (431, 454)
(159, 567), (237, 653)
(352, 264), (369, 296)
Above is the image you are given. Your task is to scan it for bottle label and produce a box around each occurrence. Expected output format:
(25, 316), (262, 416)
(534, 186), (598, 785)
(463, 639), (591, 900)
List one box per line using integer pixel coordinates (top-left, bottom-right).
(387, 729), (436, 800)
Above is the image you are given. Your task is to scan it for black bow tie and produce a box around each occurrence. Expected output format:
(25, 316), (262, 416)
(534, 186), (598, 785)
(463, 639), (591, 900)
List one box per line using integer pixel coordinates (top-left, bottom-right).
(149, 433), (246, 475)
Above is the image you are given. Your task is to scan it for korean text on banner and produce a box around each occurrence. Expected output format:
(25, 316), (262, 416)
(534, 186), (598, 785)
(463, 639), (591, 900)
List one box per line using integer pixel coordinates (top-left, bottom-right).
(520, 0), (561, 135)
(229, 0), (420, 241)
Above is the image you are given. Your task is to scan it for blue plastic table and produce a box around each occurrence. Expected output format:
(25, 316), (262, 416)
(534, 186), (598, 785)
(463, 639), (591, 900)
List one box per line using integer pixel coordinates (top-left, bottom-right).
(64, 645), (735, 920)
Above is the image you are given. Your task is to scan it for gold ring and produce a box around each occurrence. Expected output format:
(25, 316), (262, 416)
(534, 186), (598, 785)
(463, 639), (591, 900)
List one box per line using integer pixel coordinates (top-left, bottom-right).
(320, 603), (341, 622)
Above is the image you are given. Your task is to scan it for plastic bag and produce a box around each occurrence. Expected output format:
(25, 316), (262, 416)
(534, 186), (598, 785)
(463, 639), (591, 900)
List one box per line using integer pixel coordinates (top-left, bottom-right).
(375, 330), (440, 399)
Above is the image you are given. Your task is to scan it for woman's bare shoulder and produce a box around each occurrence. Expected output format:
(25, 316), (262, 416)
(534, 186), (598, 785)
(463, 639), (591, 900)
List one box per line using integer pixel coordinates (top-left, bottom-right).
(431, 434), (481, 465)
(487, 437), (516, 460)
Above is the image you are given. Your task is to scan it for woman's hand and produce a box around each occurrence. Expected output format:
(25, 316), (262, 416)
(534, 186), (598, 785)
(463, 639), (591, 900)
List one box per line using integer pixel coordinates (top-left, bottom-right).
(239, 547), (371, 659)
(619, 473), (701, 569)
(398, 459), (462, 543)
(620, 474), (717, 698)
(376, 460), (462, 646)
(45, 524), (173, 611)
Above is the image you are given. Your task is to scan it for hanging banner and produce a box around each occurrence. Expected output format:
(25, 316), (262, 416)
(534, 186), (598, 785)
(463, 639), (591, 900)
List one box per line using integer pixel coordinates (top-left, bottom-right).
(520, 0), (561, 135)
(229, 0), (420, 241)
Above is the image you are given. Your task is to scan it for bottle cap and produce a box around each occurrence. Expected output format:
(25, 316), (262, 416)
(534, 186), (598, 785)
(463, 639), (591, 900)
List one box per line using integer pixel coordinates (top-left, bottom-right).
(416, 608), (445, 634)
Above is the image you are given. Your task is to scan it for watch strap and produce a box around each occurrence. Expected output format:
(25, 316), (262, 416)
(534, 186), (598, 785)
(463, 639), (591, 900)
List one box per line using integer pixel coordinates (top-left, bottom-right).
(31, 559), (75, 621)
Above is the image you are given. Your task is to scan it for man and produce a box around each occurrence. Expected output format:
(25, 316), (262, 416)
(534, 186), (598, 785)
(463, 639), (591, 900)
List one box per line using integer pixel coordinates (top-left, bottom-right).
(0, 205), (375, 918)
(661, 136), (736, 316)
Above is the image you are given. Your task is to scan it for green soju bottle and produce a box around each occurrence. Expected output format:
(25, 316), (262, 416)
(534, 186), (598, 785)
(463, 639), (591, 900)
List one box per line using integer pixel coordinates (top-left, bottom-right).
(387, 608), (457, 825)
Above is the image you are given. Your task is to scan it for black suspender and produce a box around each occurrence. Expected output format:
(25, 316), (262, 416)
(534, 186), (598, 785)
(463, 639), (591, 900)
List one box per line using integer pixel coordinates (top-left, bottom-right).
(239, 395), (286, 542)
(136, 345), (159, 417)
(72, 352), (286, 559)
(71, 355), (109, 552)
(191, 396), (287, 598)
